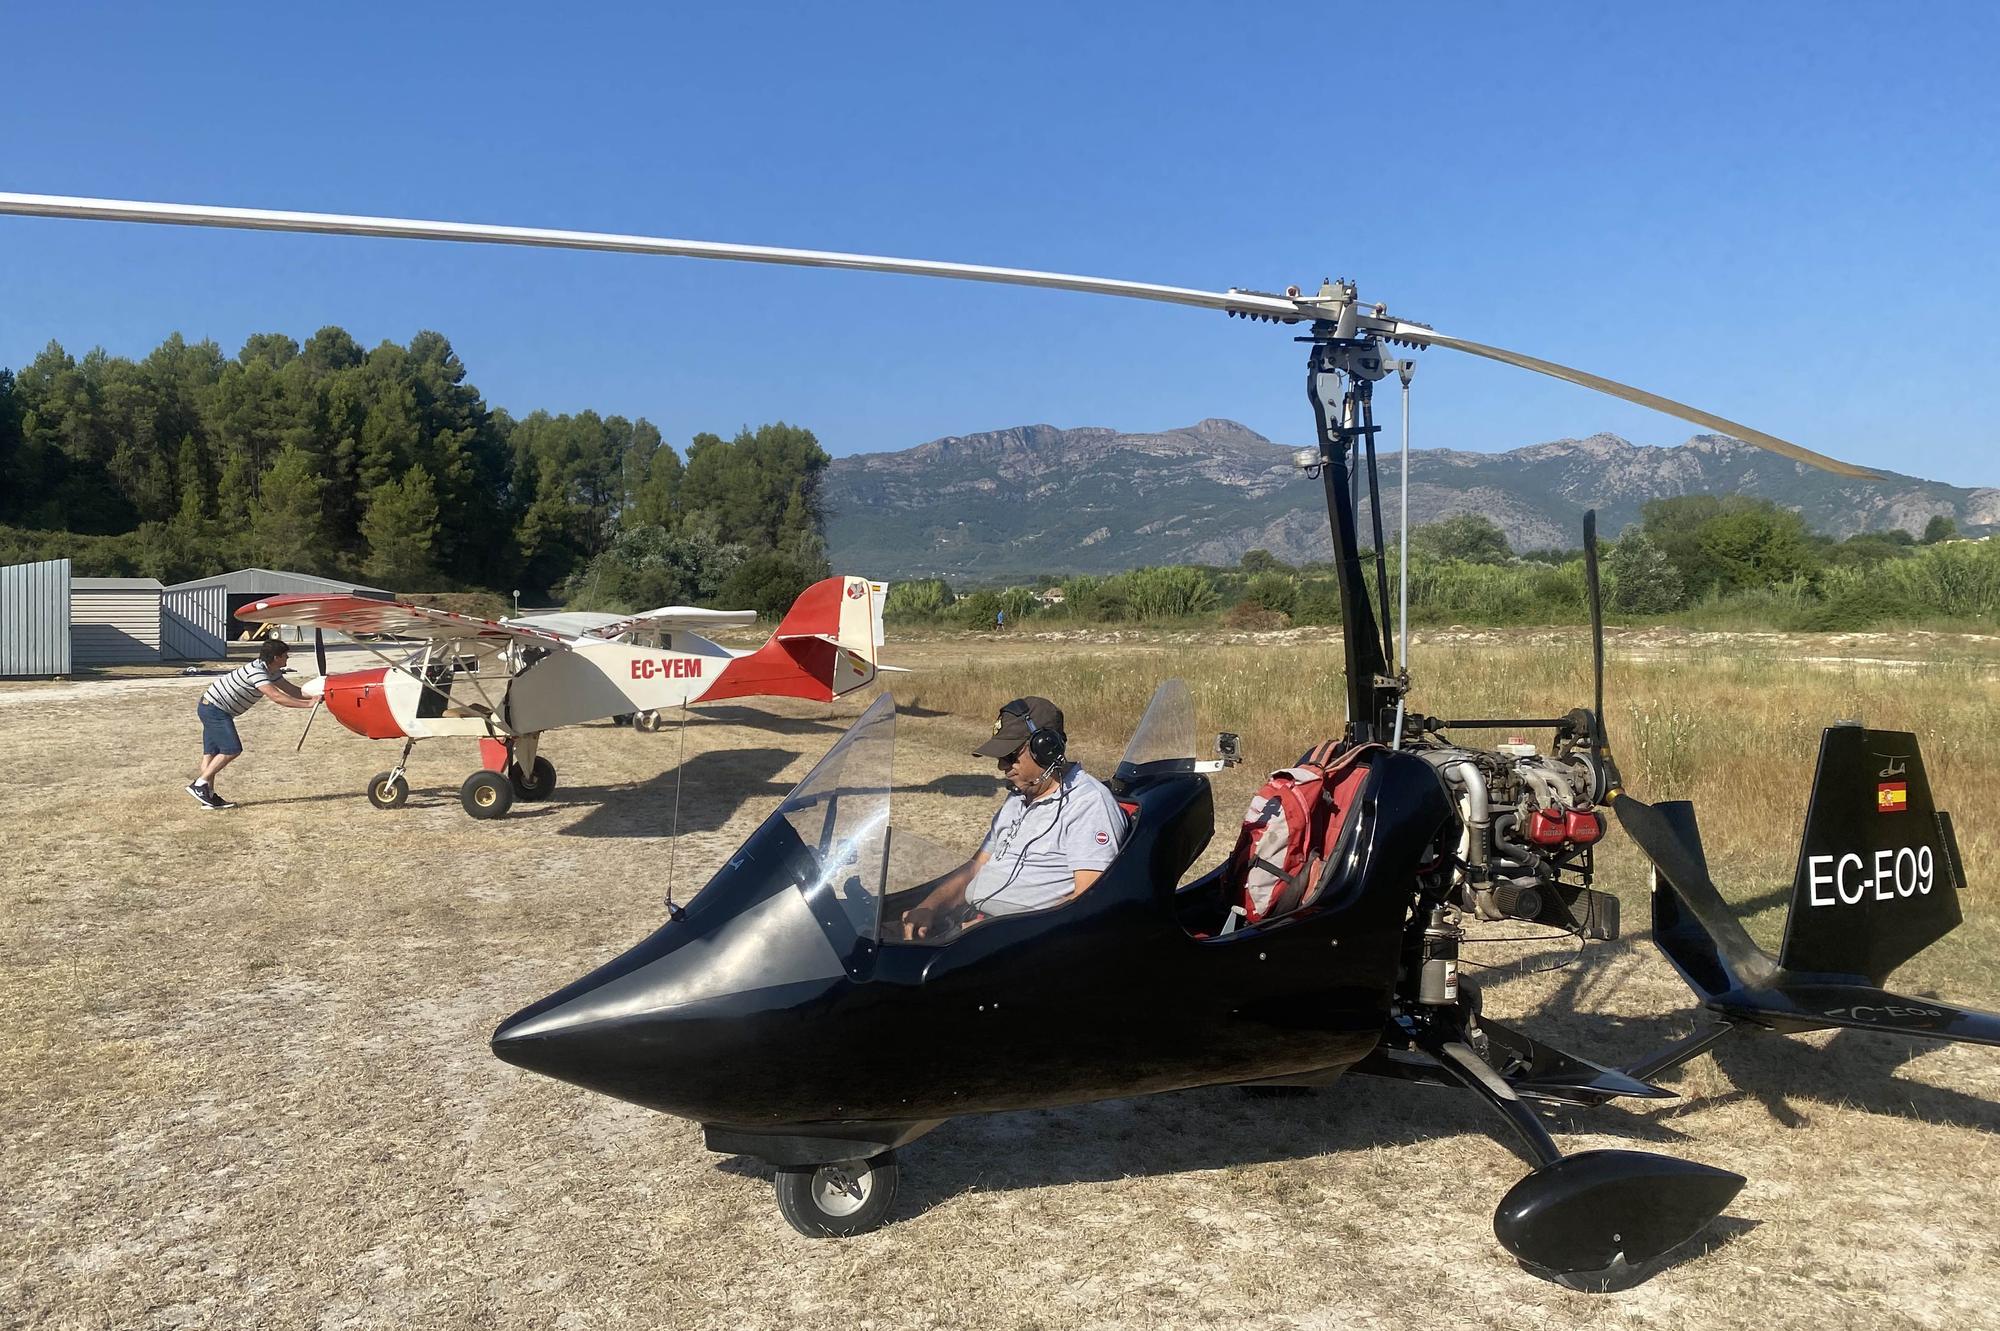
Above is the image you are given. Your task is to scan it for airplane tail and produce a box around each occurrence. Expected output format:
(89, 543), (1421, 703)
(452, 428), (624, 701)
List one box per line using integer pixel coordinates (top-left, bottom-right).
(702, 576), (885, 703)
(1617, 724), (1996, 1051)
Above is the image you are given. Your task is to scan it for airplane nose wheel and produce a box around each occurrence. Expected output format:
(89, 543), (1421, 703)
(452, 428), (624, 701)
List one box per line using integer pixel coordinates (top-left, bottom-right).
(774, 1151), (898, 1238)
(632, 710), (664, 733)
(366, 771), (410, 809)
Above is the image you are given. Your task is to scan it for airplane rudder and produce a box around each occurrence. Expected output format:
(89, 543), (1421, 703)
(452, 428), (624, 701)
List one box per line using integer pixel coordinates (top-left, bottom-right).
(1777, 725), (1963, 983)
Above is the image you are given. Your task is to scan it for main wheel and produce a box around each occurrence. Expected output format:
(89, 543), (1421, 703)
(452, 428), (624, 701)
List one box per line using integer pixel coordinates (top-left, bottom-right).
(460, 770), (515, 819)
(366, 771), (409, 809)
(509, 756), (557, 801)
(632, 710), (664, 734)
(773, 1152), (898, 1238)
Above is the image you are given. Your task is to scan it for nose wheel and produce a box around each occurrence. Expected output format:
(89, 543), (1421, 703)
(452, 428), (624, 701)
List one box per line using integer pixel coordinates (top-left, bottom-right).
(366, 771), (410, 809)
(773, 1151), (899, 1237)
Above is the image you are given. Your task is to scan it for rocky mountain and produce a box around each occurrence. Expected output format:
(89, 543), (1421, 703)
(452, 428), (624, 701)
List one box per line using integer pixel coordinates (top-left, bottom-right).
(824, 420), (1998, 579)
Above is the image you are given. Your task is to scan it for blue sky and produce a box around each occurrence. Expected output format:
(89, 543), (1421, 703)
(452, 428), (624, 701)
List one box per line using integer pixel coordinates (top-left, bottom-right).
(3, 2), (1995, 485)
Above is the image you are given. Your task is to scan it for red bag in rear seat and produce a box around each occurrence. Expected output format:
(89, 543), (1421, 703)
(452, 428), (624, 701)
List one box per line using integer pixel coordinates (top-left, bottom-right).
(1226, 741), (1376, 924)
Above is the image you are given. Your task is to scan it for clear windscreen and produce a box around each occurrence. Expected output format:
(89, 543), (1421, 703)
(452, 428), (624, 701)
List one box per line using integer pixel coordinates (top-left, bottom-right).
(1114, 679), (1200, 781)
(776, 690), (894, 942)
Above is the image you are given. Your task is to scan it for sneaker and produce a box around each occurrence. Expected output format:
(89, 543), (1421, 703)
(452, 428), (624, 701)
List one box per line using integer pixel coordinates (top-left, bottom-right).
(206, 790), (237, 810)
(184, 782), (211, 806)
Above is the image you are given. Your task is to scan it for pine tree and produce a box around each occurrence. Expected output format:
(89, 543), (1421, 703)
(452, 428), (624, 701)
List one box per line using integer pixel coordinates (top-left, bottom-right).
(360, 465), (440, 588)
(250, 445), (332, 573)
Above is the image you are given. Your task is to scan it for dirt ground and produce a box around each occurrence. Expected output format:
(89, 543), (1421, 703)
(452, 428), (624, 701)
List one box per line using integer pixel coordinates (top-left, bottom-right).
(3, 640), (1998, 1330)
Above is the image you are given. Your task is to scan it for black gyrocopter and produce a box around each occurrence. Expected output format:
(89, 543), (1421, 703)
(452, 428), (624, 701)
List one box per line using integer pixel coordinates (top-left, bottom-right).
(2, 191), (1988, 1288)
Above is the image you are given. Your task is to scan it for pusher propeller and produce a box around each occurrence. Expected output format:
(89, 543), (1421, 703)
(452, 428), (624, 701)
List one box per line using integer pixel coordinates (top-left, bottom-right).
(0, 191), (1874, 479)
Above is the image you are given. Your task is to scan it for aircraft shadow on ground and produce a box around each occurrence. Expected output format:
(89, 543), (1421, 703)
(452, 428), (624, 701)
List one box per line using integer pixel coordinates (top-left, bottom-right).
(1480, 896), (2000, 1138)
(555, 747), (800, 839)
(669, 704), (855, 737)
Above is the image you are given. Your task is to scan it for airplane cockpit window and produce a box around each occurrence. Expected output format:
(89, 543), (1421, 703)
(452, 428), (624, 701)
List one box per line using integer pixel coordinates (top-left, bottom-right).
(776, 691), (893, 947)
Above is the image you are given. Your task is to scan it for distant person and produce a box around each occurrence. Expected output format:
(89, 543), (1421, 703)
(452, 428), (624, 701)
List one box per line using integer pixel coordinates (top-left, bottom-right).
(899, 697), (1127, 941)
(187, 637), (316, 809)
(996, 607), (1006, 632)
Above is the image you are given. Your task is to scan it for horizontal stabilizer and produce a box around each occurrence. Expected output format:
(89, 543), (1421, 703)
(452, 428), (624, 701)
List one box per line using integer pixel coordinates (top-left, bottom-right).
(1701, 980), (2000, 1046)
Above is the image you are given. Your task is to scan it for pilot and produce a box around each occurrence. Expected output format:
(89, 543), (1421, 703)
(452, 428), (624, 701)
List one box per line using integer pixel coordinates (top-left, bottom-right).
(901, 697), (1128, 941)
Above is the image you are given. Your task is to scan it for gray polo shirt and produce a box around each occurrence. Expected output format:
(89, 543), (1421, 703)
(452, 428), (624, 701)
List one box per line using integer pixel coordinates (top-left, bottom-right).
(965, 764), (1128, 917)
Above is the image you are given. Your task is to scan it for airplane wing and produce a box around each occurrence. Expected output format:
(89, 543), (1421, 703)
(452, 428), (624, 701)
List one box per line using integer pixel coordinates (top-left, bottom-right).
(238, 594), (575, 648)
(595, 605), (760, 638)
(505, 610), (629, 639)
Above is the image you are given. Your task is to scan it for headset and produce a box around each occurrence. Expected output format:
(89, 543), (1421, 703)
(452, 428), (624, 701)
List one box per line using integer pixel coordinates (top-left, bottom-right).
(1000, 698), (1066, 769)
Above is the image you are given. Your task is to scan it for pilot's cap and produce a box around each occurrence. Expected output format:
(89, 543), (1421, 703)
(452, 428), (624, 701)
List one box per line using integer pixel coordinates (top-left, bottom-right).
(973, 696), (1064, 758)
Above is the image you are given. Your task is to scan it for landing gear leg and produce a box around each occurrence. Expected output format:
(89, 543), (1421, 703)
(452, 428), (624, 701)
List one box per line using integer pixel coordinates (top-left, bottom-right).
(366, 738), (418, 809)
(1408, 1003), (1743, 1290)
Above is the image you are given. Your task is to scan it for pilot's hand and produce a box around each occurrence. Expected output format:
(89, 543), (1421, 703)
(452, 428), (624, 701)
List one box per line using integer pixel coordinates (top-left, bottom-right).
(903, 906), (940, 941)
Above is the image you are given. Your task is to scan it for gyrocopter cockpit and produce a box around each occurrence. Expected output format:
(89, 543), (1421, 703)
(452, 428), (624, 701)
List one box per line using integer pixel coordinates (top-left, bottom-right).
(657, 680), (1223, 968)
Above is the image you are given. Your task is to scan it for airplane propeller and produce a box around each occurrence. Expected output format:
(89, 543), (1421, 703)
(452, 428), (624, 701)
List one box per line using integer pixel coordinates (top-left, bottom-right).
(0, 191), (1875, 479)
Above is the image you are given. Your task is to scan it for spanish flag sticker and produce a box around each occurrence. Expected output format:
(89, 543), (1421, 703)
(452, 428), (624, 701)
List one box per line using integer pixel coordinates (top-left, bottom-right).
(1877, 781), (1908, 813)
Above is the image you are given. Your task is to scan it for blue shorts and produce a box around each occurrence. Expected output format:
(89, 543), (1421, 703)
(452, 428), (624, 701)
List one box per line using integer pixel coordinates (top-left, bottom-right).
(198, 701), (243, 756)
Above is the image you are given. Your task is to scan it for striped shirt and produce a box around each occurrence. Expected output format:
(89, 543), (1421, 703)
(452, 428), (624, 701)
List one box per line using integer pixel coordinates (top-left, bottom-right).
(201, 661), (282, 716)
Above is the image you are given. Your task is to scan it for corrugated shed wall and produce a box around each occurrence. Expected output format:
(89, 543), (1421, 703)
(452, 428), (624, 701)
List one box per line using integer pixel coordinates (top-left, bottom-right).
(0, 559), (73, 677)
(162, 585), (228, 660)
(72, 589), (163, 665)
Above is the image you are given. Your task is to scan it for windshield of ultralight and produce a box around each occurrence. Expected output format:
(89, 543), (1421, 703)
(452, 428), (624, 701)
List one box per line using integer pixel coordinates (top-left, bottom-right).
(1114, 678), (1199, 782)
(775, 690), (894, 943)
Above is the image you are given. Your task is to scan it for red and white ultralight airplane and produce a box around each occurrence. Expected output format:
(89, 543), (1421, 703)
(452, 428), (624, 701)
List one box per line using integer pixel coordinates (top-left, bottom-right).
(240, 575), (888, 820)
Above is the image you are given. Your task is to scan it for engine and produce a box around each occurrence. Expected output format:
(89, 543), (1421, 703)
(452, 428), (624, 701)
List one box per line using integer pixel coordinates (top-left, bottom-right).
(1414, 717), (1616, 936)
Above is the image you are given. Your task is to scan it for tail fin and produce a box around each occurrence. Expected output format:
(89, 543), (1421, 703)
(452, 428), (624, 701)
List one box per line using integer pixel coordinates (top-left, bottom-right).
(1778, 725), (1964, 984)
(702, 576), (882, 703)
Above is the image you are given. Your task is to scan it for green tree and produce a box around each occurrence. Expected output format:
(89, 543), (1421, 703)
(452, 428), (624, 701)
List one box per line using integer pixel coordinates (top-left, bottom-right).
(1123, 566), (1219, 618)
(1239, 548), (1288, 575)
(1695, 502), (1817, 593)
(1241, 570), (1298, 617)
(626, 430), (683, 529)
(1923, 514), (1959, 544)
(1605, 531), (1686, 614)
(1411, 513), (1512, 564)
(679, 422), (831, 551)
(884, 578), (954, 620)
(250, 444), (330, 572)
(719, 550), (822, 619)
(361, 465), (441, 587)
(568, 518), (745, 610)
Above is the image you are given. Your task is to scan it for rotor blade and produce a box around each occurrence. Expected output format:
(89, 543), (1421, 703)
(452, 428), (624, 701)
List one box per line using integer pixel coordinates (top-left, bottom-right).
(1385, 322), (1875, 478)
(0, 191), (1862, 475)
(296, 697), (322, 753)
(0, 191), (1306, 321)
(314, 627), (327, 678)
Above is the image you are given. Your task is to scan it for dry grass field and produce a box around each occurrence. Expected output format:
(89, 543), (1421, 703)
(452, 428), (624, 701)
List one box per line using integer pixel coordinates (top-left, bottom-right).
(3, 628), (1997, 1331)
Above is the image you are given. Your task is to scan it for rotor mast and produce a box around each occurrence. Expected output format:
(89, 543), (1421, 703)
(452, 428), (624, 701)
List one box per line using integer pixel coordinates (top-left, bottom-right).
(1305, 313), (1410, 742)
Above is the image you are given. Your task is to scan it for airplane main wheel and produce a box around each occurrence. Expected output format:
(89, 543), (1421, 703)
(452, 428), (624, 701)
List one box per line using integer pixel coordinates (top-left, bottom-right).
(633, 710), (664, 733)
(366, 772), (410, 809)
(509, 756), (557, 801)
(774, 1152), (898, 1238)
(460, 770), (515, 820)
